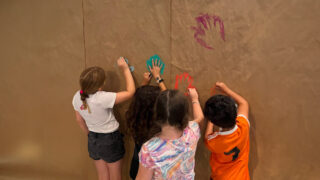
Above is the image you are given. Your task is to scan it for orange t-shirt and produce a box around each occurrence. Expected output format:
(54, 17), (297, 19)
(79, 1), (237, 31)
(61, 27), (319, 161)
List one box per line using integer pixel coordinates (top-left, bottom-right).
(204, 115), (250, 180)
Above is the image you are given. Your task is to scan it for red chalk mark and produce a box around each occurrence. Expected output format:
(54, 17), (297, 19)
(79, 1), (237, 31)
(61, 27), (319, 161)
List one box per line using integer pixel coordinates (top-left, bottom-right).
(174, 73), (195, 96)
(210, 85), (216, 96)
(191, 13), (225, 50)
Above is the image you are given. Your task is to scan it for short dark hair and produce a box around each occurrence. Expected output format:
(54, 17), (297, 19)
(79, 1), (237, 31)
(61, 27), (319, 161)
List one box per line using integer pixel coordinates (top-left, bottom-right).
(150, 90), (189, 138)
(204, 95), (237, 128)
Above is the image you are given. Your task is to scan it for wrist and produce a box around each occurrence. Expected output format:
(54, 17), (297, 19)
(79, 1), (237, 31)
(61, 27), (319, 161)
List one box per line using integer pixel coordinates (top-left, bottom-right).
(122, 66), (130, 72)
(222, 87), (230, 93)
(192, 99), (199, 103)
(155, 76), (164, 84)
(153, 75), (161, 79)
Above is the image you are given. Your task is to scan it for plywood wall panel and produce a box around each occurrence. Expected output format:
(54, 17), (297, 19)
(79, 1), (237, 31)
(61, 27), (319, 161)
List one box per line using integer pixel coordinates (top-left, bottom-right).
(0, 0), (87, 179)
(0, 0), (319, 179)
(170, 0), (320, 179)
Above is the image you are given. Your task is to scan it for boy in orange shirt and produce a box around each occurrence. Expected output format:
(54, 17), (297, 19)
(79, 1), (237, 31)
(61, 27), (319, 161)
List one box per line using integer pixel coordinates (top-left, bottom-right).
(204, 82), (250, 180)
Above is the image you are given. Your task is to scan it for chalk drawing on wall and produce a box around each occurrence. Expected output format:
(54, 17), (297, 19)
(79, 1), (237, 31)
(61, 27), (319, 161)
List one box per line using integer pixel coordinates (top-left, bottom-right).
(174, 72), (195, 95)
(191, 13), (225, 50)
(146, 54), (165, 74)
(210, 85), (216, 96)
(124, 58), (135, 72)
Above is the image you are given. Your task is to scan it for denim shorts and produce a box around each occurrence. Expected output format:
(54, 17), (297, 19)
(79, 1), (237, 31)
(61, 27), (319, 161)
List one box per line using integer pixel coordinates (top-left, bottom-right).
(88, 130), (125, 163)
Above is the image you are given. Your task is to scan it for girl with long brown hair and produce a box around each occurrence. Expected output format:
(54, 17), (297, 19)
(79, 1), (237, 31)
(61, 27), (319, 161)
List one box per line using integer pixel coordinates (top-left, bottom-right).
(72, 57), (135, 180)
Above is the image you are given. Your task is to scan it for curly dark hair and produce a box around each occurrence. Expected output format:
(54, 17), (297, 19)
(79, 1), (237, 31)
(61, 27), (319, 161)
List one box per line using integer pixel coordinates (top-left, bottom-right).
(126, 85), (161, 145)
(204, 95), (237, 128)
(149, 90), (190, 138)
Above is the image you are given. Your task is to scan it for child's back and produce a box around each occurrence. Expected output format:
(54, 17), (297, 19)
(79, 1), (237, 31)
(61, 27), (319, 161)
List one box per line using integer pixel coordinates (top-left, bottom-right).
(73, 90), (118, 133)
(136, 89), (204, 180)
(140, 120), (200, 179)
(205, 114), (250, 179)
(204, 82), (250, 180)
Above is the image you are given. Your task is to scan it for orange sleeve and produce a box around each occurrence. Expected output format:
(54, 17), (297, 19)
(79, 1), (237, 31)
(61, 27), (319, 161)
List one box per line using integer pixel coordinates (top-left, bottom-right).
(204, 133), (218, 152)
(236, 114), (250, 128)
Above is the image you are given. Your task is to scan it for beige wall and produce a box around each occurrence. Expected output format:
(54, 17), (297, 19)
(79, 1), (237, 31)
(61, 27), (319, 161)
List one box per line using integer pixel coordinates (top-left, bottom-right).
(0, 0), (319, 179)
(0, 0), (89, 179)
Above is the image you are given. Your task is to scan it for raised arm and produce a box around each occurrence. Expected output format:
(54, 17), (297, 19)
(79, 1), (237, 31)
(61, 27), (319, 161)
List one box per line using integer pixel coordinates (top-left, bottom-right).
(149, 59), (166, 91)
(115, 57), (136, 104)
(188, 88), (204, 128)
(215, 82), (249, 118)
(204, 121), (214, 139)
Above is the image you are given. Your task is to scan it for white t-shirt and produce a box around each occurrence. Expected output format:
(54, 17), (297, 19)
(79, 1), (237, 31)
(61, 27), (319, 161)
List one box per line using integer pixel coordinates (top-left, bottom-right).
(72, 90), (119, 133)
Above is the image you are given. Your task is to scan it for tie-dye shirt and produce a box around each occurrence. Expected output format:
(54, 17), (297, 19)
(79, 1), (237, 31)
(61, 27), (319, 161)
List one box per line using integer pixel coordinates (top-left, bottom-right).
(139, 121), (200, 180)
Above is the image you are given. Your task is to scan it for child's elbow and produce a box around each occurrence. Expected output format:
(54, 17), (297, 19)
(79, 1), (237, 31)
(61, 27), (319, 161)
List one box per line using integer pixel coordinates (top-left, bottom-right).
(240, 99), (249, 107)
(128, 89), (135, 97)
(244, 100), (249, 108)
(200, 114), (205, 121)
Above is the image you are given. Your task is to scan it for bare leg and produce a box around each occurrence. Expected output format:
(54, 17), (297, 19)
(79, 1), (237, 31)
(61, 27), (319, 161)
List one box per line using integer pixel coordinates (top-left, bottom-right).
(94, 159), (110, 180)
(107, 158), (123, 180)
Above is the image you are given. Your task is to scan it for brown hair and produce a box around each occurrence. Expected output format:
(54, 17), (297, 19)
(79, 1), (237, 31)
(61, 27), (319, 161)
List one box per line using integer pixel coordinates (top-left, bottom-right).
(126, 85), (161, 145)
(79, 66), (106, 113)
(149, 90), (190, 138)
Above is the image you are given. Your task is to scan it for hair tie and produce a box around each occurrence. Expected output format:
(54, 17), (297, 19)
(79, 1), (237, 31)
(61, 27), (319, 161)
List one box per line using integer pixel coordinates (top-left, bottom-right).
(80, 90), (83, 94)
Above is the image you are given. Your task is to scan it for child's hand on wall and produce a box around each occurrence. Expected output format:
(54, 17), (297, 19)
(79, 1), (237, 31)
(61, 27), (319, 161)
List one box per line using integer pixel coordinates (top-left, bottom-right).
(141, 72), (152, 85)
(188, 88), (199, 102)
(117, 57), (129, 70)
(215, 82), (229, 93)
(143, 72), (151, 81)
(149, 59), (163, 78)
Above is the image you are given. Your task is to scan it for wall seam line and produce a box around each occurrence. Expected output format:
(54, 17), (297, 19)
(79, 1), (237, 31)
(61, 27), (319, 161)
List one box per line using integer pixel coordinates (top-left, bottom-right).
(82, 0), (87, 68)
(169, 0), (173, 87)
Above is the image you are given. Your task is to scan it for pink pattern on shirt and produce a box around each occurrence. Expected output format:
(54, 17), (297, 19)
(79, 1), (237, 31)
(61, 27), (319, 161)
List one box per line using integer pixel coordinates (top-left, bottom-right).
(139, 121), (200, 180)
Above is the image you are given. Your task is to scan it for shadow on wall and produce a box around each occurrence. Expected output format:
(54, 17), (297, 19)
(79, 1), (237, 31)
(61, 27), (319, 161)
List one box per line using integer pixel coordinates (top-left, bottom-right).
(102, 70), (123, 130)
(249, 112), (259, 179)
(103, 69), (139, 94)
(102, 70), (135, 179)
(102, 70), (139, 133)
(103, 70), (121, 92)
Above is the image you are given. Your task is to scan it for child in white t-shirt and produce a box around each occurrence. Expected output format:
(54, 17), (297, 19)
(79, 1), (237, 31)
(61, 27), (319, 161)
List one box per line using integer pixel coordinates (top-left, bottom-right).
(72, 57), (135, 180)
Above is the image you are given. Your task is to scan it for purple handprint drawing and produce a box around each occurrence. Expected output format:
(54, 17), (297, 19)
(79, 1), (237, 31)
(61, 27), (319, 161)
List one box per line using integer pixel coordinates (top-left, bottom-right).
(191, 13), (225, 50)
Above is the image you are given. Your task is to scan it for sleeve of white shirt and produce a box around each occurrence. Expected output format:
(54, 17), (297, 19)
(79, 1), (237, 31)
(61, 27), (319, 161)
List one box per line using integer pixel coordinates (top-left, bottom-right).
(72, 91), (80, 111)
(99, 92), (117, 109)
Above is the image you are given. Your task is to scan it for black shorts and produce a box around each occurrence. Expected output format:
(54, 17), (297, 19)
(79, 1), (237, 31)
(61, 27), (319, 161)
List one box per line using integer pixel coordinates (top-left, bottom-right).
(88, 130), (125, 163)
